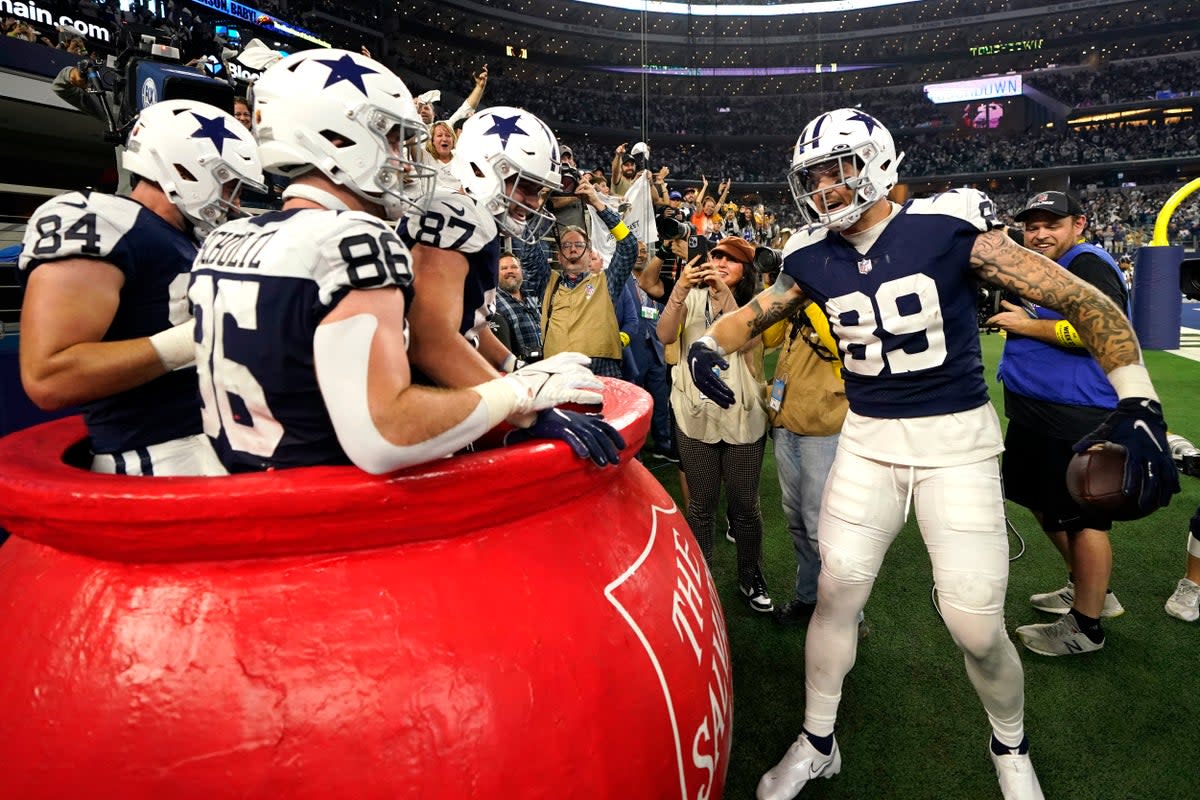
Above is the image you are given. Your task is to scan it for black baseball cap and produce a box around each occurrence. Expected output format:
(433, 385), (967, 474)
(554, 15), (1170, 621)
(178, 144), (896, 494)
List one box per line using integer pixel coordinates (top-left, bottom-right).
(1013, 190), (1085, 222)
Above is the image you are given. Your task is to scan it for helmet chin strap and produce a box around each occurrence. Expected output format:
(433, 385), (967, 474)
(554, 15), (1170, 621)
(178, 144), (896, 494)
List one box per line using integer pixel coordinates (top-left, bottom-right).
(283, 183), (353, 211)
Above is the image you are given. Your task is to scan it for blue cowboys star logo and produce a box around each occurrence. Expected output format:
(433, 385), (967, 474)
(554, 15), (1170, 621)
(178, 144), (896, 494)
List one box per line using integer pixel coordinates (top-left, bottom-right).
(846, 110), (879, 135)
(482, 113), (529, 149)
(190, 112), (241, 155)
(314, 53), (377, 95)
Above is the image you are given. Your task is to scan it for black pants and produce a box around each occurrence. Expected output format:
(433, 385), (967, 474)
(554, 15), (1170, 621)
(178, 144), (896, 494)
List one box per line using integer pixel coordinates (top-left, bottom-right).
(675, 425), (767, 583)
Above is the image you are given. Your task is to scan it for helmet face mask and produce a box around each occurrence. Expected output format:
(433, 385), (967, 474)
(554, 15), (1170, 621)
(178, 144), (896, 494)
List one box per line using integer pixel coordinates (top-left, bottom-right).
(451, 107), (563, 244)
(122, 99), (264, 239)
(788, 109), (903, 233)
(367, 110), (436, 220)
(254, 49), (435, 221)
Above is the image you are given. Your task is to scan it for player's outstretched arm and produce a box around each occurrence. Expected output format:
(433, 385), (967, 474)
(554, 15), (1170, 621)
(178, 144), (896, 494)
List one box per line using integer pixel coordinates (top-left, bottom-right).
(315, 289), (609, 474)
(969, 228), (1140, 375)
(683, 273), (806, 409)
(971, 228), (1179, 515)
(19, 258), (183, 410)
(713, 272), (807, 355)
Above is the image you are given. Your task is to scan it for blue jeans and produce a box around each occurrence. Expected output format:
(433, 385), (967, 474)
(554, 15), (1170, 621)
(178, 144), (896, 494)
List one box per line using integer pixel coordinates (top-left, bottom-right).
(772, 427), (840, 603)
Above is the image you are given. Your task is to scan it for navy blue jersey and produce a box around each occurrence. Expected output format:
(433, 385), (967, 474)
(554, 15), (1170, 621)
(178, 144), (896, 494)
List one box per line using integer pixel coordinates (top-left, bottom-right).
(398, 192), (500, 346)
(189, 208), (414, 472)
(781, 189), (1002, 418)
(19, 191), (202, 453)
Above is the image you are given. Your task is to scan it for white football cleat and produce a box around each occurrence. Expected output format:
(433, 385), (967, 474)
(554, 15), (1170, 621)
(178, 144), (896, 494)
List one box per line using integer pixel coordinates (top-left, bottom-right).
(1165, 578), (1200, 622)
(990, 739), (1045, 800)
(756, 732), (841, 800)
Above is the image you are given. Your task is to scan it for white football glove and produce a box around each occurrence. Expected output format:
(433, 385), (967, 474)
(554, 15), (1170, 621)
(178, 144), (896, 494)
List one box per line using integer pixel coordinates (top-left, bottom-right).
(501, 352), (604, 420)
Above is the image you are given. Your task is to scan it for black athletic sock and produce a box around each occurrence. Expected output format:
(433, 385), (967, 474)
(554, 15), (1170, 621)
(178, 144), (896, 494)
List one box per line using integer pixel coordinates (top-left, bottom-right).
(991, 734), (1029, 756)
(1069, 608), (1104, 643)
(802, 728), (834, 756)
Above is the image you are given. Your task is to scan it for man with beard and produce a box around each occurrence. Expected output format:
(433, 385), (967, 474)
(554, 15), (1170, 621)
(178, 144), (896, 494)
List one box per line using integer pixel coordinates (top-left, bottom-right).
(492, 250), (543, 363)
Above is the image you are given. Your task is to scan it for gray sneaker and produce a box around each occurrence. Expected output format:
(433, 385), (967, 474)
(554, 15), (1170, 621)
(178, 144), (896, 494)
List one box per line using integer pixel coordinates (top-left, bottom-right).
(1165, 578), (1200, 622)
(1030, 580), (1124, 618)
(1016, 613), (1104, 656)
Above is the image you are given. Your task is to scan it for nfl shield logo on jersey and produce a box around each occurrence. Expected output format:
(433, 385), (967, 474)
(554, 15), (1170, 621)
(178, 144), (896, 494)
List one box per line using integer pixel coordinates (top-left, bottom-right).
(857, 258), (873, 275)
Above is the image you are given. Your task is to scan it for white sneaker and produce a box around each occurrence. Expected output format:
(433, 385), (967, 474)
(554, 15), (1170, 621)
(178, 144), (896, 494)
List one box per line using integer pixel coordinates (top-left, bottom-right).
(1165, 578), (1200, 622)
(1030, 580), (1124, 618)
(756, 732), (841, 800)
(1016, 612), (1104, 656)
(990, 739), (1045, 800)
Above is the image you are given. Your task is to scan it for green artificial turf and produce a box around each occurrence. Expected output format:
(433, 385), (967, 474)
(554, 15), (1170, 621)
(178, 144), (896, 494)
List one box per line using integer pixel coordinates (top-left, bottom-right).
(644, 333), (1200, 799)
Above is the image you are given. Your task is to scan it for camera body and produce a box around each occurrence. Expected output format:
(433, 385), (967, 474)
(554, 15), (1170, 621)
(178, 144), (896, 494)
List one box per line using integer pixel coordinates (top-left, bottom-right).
(557, 165), (581, 196)
(656, 213), (691, 242)
(976, 283), (1005, 331)
(754, 246), (782, 278)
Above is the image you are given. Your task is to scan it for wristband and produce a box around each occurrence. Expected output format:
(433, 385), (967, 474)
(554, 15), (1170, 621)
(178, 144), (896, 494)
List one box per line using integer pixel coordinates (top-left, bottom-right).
(501, 353), (518, 373)
(472, 378), (522, 429)
(610, 221), (630, 241)
(148, 322), (195, 371)
(619, 332), (631, 348)
(1107, 363), (1160, 402)
(1053, 319), (1084, 348)
(695, 334), (727, 358)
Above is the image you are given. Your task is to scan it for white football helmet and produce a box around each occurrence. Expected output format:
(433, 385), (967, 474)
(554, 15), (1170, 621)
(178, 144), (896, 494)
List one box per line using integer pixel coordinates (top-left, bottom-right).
(252, 48), (434, 221)
(787, 108), (904, 232)
(122, 99), (264, 239)
(450, 107), (562, 242)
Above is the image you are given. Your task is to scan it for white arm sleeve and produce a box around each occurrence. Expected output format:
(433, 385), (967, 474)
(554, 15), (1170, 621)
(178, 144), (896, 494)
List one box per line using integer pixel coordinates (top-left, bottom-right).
(314, 313), (494, 475)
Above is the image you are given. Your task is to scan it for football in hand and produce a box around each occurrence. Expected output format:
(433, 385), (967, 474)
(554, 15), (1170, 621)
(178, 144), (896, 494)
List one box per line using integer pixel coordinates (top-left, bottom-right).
(1066, 443), (1134, 517)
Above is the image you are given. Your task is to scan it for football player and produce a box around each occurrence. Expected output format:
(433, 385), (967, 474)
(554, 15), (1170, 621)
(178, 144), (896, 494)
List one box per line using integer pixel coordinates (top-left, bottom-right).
(189, 49), (617, 475)
(399, 105), (623, 460)
(687, 108), (1179, 800)
(19, 99), (263, 475)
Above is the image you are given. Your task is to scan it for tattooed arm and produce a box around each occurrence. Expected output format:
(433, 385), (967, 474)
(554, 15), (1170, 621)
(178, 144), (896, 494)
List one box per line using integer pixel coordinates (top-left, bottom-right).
(969, 228), (1141, 374)
(706, 272), (808, 355)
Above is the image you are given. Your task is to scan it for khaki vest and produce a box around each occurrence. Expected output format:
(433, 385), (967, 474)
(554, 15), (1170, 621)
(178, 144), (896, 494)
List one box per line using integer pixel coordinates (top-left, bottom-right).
(540, 271), (623, 360)
(671, 290), (768, 445)
(769, 317), (848, 437)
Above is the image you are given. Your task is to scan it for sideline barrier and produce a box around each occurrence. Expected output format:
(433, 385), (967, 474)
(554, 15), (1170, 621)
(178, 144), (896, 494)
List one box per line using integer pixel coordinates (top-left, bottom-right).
(0, 379), (731, 800)
(1133, 176), (1200, 349)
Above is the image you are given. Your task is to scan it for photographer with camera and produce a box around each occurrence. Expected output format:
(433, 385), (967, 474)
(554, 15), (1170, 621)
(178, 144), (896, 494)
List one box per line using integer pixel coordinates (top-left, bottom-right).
(523, 174), (639, 380)
(656, 236), (772, 613)
(986, 191), (1132, 656)
(548, 146), (586, 231)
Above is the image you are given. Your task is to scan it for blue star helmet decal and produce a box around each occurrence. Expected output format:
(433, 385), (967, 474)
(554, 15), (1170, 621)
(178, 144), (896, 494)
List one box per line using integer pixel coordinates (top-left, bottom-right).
(314, 53), (377, 95)
(190, 112), (241, 155)
(482, 113), (529, 149)
(846, 110), (879, 135)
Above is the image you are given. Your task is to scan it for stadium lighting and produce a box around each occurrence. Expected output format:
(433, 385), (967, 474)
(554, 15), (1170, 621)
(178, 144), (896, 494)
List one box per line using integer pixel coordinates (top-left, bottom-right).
(561, 0), (926, 15)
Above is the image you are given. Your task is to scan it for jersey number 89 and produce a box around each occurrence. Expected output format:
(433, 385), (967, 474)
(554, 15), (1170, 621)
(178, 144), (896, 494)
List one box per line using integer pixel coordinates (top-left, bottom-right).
(829, 273), (949, 376)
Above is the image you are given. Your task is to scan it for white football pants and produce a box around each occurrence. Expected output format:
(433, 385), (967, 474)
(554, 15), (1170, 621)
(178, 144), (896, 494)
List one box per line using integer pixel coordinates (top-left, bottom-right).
(91, 434), (228, 477)
(802, 447), (1026, 746)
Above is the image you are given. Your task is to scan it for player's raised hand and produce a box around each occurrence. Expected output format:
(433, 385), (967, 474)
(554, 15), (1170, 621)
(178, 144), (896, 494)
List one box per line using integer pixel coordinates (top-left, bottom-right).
(502, 352), (604, 415)
(503, 408), (625, 466)
(1074, 397), (1180, 518)
(688, 336), (735, 408)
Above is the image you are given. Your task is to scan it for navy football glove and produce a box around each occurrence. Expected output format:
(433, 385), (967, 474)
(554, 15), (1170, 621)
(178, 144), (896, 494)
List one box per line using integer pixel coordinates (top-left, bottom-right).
(1074, 397), (1181, 518)
(503, 408), (625, 467)
(687, 336), (736, 409)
